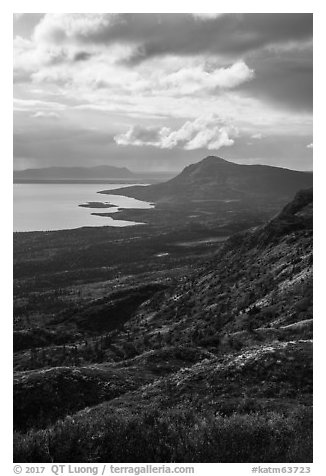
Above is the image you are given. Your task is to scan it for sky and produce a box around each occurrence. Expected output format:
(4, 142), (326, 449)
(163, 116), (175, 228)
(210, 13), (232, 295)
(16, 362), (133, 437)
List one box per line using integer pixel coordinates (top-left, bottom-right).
(13, 13), (313, 172)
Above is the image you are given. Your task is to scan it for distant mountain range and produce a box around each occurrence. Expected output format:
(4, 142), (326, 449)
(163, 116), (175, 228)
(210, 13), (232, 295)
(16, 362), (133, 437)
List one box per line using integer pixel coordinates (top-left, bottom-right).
(13, 165), (134, 181)
(105, 156), (313, 203)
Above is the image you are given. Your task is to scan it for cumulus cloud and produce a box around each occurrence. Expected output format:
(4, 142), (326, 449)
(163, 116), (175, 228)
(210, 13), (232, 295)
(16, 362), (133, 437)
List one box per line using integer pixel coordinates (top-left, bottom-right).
(114, 115), (238, 151)
(46, 59), (253, 97)
(13, 34), (98, 78)
(13, 13), (313, 171)
(29, 13), (312, 65)
(159, 62), (254, 94)
(306, 142), (313, 149)
(14, 30), (255, 100)
(33, 14), (115, 45)
(13, 13), (312, 114)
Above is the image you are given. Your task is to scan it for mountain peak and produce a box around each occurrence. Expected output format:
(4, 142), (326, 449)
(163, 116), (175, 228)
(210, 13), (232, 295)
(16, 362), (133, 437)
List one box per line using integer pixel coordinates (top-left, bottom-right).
(178, 155), (236, 181)
(192, 156), (235, 169)
(106, 156), (313, 205)
(201, 155), (229, 163)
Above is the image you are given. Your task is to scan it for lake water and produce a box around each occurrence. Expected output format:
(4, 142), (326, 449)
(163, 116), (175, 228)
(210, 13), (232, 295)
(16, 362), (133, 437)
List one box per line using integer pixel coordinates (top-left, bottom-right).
(13, 183), (153, 232)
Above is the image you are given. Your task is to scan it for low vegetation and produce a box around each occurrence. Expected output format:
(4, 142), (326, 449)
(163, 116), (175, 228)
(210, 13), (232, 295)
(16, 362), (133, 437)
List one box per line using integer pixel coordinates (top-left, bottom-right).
(14, 406), (312, 463)
(13, 187), (313, 462)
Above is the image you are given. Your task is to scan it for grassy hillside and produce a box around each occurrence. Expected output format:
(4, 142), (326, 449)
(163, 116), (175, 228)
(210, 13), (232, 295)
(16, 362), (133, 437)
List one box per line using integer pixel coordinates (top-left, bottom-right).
(13, 188), (313, 462)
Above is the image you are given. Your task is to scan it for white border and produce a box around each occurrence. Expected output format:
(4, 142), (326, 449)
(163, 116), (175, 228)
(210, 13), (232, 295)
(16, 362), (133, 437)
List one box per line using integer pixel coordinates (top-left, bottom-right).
(4, 3), (324, 474)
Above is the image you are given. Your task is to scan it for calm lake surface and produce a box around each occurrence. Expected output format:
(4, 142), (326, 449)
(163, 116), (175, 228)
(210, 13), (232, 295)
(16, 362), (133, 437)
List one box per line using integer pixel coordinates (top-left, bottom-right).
(14, 183), (153, 232)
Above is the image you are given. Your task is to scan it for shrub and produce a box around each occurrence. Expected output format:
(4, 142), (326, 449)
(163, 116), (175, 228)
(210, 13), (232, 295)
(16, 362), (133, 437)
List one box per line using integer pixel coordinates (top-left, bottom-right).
(14, 406), (312, 463)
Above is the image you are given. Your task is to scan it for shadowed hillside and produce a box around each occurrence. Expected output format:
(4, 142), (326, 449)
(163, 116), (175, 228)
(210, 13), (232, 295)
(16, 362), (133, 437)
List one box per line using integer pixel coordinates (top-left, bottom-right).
(14, 189), (313, 463)
(102, 156), (313, 204)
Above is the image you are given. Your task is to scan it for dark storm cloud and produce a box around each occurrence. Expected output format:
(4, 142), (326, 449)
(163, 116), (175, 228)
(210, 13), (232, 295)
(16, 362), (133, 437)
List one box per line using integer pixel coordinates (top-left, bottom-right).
(14, 13), (313, 171)
(125, 13), (313, 64)
(36, 13), (312, 63)
(73, 51), (93, 62)
(31, 13), (313, 111)
(240, 46), (313, 111)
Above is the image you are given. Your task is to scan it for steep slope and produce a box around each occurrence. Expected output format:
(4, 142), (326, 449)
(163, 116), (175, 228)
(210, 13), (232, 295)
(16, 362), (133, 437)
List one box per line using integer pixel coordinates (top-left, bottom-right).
(103, 156), (312, 204)
(121, 188), (313, 352)
(14, 189), (313, 463)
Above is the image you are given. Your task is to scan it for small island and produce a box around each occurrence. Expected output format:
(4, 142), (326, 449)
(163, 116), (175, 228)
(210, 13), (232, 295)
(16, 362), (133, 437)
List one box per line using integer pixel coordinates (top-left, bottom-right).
(78, 201), (117, 209)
